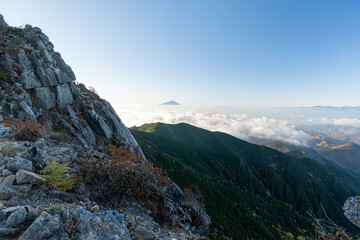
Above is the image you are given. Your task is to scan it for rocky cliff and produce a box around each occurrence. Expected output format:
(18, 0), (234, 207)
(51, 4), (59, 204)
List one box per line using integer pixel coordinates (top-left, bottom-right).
(0, 14), (209, 240)
(0, 14), (142, 157)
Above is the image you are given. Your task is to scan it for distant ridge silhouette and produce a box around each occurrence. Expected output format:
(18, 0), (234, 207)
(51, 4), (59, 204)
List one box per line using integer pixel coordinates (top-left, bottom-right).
(161, 99), (180, 105)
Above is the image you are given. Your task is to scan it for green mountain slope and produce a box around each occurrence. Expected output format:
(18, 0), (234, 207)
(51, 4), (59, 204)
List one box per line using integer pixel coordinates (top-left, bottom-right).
(318, 143), (360, 174)
(131, 123), (360, 239)
(264, 140), (360, 195)
(265, 140), (330, 165)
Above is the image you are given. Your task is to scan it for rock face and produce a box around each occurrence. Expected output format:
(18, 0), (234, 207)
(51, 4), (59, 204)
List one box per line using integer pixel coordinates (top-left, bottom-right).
(0, 14), (210, 240)
(343, 197), (360, 228)
(0, 15), (143, 157)
(0, 15), (7, 29)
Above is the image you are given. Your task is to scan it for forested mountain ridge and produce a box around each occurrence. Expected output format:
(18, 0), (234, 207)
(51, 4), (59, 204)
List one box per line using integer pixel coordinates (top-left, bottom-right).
(131, 122), (360, 239)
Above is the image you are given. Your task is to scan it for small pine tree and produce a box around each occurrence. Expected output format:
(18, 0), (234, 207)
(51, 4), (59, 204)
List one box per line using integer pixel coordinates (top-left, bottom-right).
(40, 159), (75, 191)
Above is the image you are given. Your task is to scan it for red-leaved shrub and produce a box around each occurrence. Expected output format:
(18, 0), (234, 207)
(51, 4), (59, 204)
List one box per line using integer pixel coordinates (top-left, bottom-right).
(79, 144), (172, 222)
(4, 118), (47, 141)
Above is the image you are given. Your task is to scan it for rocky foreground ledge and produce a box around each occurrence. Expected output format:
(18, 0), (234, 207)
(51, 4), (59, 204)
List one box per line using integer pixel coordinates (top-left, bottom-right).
(0, 138), (209, 240)
(0, 14), (210, 240)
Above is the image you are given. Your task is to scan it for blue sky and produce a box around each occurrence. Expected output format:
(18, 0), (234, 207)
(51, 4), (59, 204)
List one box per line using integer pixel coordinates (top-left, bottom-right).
(2, 0), (360, 107)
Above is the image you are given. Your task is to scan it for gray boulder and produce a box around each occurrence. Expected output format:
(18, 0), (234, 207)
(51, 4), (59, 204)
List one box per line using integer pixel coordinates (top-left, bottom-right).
(16, 169), (45, 185)
(13, 184), (32, 193)
(133, 225), (156, 240)
(0, 210), (6, 221)
(3, 206), (21, 214)
(343, 197), (360, 228)
(20, 146), (49, 169)
(26, 206), (40, 220)
(2, 169), (13, 177)
(6, 206), (28, 227)
(7, 157), (33, 172)
(18, 211), (64, 240)
(0, 125), (9, 138)
(1, 144), (27, 157)
(75, 208), (131, 240)
(6, 196), (28, 207)
(0, 175), (16, 187)
(33, 138), (47, 149)
(0, 227), (20, 238)
(0, 187), (19, 200)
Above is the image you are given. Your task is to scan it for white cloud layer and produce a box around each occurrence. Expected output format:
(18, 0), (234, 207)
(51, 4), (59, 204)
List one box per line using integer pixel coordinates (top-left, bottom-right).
(307, 117), (360, 128)
(116, 105), (310, 145)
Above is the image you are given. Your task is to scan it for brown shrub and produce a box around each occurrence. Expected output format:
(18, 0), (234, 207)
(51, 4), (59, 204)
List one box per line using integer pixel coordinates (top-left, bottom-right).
(183, 188), (208, 227)
(4, 118), (47, 141)
(79, 144), (172, 222)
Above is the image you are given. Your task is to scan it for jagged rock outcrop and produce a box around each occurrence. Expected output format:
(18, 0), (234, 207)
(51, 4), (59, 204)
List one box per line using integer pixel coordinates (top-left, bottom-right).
(0, 15), (142, 157)
(0, 14), (210, 239)
(343, 197), (360, 229)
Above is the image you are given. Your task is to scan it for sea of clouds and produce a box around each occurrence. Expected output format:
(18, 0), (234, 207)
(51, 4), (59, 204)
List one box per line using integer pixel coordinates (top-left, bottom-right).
(116, 105), (360, 146)
(116, 105), (315, 145)
(307, 117), (360, 128)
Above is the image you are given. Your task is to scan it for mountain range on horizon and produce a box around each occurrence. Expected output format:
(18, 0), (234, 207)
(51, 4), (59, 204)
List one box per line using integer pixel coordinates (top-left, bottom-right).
(310, 106), (360, 109)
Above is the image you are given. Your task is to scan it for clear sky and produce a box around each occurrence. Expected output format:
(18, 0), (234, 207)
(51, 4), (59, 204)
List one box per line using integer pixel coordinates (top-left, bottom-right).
(2, 0), (360, 107)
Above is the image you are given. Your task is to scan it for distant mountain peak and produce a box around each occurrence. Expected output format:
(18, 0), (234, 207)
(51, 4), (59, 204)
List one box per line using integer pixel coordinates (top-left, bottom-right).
(161, 99), (180, 105)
